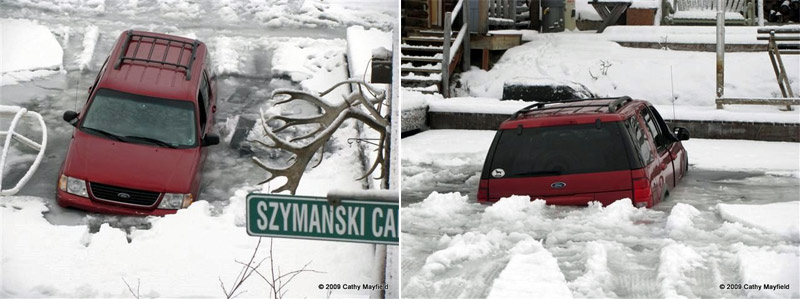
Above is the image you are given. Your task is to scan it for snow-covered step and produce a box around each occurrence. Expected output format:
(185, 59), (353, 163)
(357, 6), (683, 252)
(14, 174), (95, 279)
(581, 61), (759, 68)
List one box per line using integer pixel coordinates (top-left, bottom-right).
(403, 85), (440, 94)
(416, 29), (456, 37)
(401, 72), (442, 84)
(402, 36), (444, 43)
(401, 62), (442, 73)
(401, 54), (443, 63)
(401, 44), (444, 52)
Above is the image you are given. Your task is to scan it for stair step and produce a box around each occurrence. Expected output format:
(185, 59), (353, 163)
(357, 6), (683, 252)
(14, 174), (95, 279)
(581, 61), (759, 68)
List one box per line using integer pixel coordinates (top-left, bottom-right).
(403, 36), (445, 43)
(401, 56), (443, 63)
(416, 30), (457, 37)
(402, 67), (442, 73)
(402, 72), (442, 83)
(403, 85), (440, 94)
(401, 44), (444, 52)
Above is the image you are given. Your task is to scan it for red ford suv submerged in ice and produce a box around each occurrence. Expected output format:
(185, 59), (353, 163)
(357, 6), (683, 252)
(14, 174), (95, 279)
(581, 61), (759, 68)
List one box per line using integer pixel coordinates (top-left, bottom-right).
(478, 97), (690, 208)
(57, 30), (219, 216)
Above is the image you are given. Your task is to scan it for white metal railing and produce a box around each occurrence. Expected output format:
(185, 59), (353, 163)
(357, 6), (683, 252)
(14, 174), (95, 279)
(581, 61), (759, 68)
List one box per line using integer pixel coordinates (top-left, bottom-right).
(0, 105), (48, 196)
(442, 0), (471, 97)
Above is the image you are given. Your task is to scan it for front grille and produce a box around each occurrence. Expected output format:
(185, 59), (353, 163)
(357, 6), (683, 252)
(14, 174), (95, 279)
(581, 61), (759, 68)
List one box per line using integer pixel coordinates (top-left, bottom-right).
(89, 182), (161, 207)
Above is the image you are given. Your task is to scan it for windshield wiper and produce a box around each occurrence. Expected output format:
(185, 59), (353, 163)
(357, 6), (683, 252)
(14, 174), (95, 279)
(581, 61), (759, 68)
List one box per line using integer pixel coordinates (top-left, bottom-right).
(82, 126), (123, 141)
(514, 170), (562, 177)
(124, 135), (178, 149)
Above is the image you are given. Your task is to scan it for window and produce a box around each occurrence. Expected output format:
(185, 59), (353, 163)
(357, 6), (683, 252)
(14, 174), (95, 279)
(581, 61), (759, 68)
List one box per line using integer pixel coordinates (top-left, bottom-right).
(81, 89), (197, 147)
(625, 116), (654, 165)
(489, 123), (631, 178)
(198, 72), (210, 131)
(641, 108), (667, 152)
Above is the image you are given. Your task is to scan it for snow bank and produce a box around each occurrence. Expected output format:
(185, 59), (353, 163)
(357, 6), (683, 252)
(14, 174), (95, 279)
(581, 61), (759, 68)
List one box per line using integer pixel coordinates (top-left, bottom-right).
(737, 246), (800, 298)
(1, 18), (63, 85)
(458, 33), (800, 107)
(401, 90), (442, 111)
(717, 201), (800, 242)
(603, 26), (769, 45)
(683, 139), (800, 174)
(487, 239), (573, 299)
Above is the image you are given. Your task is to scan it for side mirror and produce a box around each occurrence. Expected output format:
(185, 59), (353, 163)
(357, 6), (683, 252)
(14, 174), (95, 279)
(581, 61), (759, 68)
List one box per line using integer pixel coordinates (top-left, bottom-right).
(63, 111), (79, 127)
(674, 127), (690, 141)
(202, 134), (220, 147)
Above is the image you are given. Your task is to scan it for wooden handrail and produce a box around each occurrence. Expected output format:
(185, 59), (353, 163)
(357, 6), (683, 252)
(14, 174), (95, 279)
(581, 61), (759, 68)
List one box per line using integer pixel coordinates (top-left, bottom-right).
(442, 0), (470, 97)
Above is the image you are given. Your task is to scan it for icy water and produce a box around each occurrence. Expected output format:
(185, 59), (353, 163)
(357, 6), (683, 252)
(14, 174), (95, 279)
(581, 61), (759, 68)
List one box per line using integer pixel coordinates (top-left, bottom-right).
(0, 1), (356, 228)
(401, 159), (799, 298)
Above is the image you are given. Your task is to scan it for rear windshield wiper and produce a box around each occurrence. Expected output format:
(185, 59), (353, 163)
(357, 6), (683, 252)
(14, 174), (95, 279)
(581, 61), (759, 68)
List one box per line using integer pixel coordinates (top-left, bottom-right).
(124, 135), (178, 149)
(513, 170), (562, 177)
(81, 126), (123, 141)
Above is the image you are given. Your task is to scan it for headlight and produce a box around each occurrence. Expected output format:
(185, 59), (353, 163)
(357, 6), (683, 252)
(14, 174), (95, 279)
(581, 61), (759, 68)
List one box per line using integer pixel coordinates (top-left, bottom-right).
(158, 193), (193, 209)
(59, 174), (88, 197)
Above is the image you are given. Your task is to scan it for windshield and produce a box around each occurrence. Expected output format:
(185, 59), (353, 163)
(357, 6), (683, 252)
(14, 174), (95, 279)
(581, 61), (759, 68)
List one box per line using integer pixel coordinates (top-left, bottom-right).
(80, 89), (197, 148)
(489, 122), (631, 178)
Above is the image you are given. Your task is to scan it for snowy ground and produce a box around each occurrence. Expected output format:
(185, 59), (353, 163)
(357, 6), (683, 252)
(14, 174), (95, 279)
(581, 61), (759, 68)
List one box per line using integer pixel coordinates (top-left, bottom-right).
(453, 32), (800, 108)
(1, 0), (397, 297)
(401, 129), (800, 298)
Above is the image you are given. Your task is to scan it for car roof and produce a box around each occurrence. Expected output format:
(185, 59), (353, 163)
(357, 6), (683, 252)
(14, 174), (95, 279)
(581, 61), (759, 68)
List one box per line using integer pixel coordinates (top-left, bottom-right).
(499, 97), (646, 129)
(95, 30), (208, 102)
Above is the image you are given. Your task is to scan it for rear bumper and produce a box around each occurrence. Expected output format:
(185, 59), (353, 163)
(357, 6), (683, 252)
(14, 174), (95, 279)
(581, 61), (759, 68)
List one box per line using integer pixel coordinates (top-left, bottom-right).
(56, 189), (176, 216)
(479, 190), (639, 207)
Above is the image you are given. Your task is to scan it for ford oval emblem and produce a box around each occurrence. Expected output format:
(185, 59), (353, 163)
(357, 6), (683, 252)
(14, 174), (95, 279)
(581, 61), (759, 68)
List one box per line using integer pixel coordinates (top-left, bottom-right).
(117, 192), (131, 199)
(551, 182), (567, 189)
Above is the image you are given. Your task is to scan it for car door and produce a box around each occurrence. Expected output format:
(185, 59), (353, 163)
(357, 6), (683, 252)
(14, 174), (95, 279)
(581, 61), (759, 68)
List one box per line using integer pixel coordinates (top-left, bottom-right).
(650, 106), (687, 184)
(639, 107), (672, 201)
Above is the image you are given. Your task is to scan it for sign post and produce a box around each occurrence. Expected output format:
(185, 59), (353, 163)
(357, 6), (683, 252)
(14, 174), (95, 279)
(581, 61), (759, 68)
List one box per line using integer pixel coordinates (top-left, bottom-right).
(246, 193), (398, 246)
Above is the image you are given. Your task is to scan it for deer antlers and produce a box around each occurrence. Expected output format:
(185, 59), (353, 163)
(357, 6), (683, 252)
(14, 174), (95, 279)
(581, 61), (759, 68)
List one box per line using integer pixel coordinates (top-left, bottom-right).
(252, 80), (389, 195)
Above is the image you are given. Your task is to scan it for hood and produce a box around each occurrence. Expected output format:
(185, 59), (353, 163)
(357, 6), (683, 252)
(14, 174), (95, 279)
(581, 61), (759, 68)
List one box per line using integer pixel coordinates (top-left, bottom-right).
(63, 130), (200, 193)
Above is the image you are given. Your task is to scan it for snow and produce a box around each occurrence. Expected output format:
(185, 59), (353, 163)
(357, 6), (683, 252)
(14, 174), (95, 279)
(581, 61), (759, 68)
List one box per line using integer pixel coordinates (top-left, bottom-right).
(683, 139), (800, 174)
(737, 247), (800, 298)
(457, 33), (800, 107)
(657, 243), (705, 299)
(346, 26), (392, 85)
(665, 203), (701, 238)
(673, 10), (746, 20)
(0, 19), (64, 85)
(76, 25), (99, 71)
(717, 201), (800, 242)
(602, 26), (800, 45)
(487, 239), (573, 299)
(488, 29), (539, 42)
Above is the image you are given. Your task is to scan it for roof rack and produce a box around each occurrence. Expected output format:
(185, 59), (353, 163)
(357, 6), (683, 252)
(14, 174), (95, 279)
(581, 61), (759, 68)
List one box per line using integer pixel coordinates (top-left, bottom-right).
(510, 96), (633, 119)
(113, 30), (200, 80)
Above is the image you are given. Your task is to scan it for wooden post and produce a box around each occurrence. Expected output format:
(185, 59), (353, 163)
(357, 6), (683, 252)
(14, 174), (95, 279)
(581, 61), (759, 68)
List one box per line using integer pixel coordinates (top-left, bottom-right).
(757, 0), (764, 26)
(462, 0), (471, 71)
(443, 12), (452, 98)
(510, 0), (518, 27)
(479, 0), (489, 34)
(715, 0), (725, 109)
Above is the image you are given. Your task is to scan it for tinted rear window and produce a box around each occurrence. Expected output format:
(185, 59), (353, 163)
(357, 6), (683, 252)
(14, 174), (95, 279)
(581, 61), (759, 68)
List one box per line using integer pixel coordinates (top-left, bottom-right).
(489, 122), (631, 178)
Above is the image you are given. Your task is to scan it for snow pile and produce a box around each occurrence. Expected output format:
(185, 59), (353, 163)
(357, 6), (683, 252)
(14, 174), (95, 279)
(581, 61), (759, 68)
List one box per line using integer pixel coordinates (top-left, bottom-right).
(717, 201), (800, 242)
(458, 33), (800, 106)
(665, 203), (701, 238)
(603, 26), (772, 45)
(737, 246), (800, 299)
(481, 197), (550, 232)
(209, 36), (242, 75)
(402, 129), (495, 167)
(76, 25), (99, 71)
(683, 139), (800, 175)
(271, 38), (346, 84)
(657, 243), (705, 298)
(0, 19), (64, 85)
(487, 239), (573, 299)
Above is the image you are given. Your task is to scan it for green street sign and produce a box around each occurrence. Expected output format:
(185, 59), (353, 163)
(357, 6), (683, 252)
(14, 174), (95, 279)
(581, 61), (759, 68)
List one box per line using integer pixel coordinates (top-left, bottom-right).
(246, 193), (398, 245)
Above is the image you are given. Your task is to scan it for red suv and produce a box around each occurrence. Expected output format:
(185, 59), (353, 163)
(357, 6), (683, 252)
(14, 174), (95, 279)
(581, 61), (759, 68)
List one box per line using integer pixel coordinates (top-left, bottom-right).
(57, 30), (219, 216)
(478, 97), (689, 208)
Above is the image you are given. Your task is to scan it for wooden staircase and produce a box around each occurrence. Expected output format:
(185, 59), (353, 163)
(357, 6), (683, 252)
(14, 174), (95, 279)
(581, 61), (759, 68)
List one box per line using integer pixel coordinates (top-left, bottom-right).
(401, 30), (453, 94)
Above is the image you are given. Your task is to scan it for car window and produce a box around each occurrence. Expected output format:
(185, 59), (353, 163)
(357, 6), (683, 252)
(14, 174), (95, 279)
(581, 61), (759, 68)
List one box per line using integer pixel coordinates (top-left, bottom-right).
(625, 116), (654, 165)
(641, 108), (667, 152)
(81, 89), (197, 147)
(489, 123), (631, 178)
(648, 106), (677, 144)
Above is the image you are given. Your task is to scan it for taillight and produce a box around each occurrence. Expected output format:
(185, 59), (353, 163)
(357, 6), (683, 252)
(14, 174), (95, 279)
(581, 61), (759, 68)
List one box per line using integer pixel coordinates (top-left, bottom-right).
(632, 177), (651, 208)
(478, 180), (488, 203)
